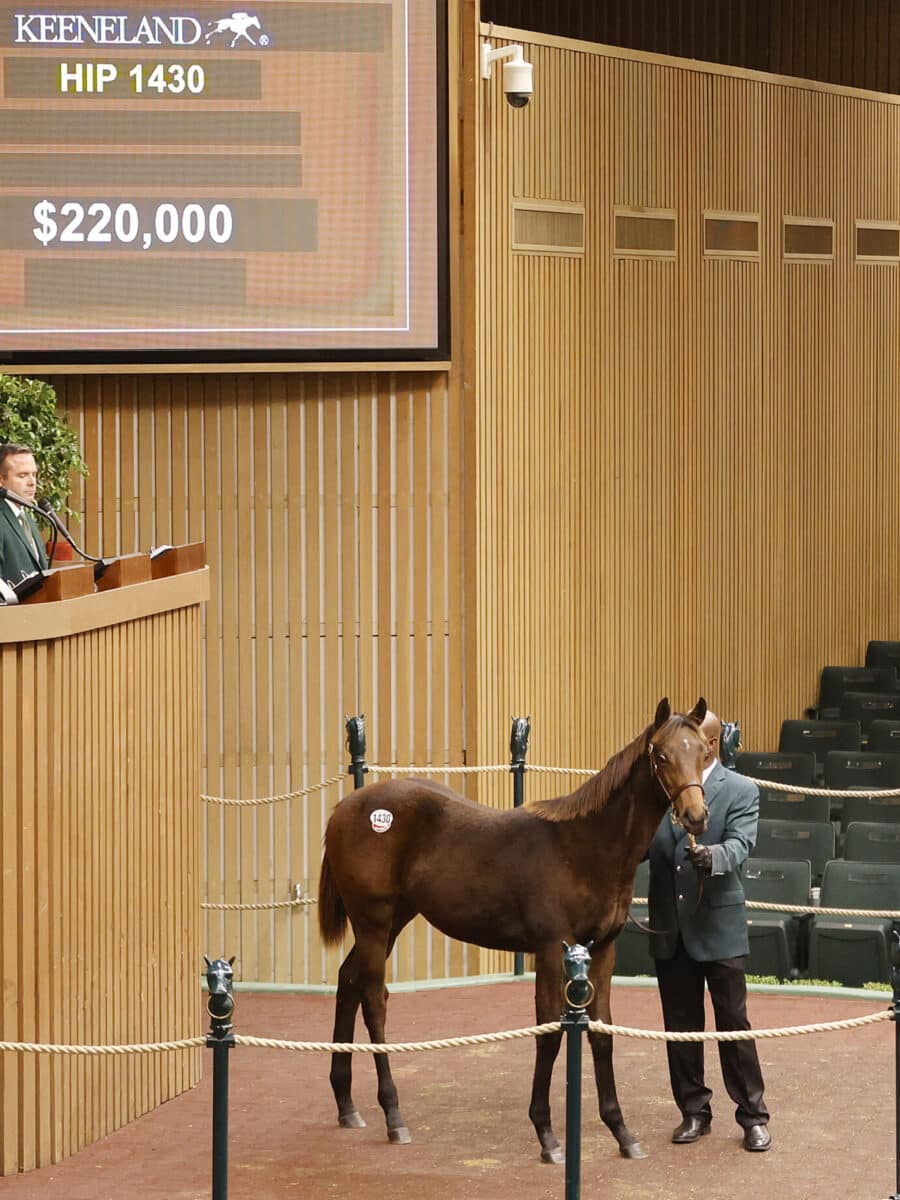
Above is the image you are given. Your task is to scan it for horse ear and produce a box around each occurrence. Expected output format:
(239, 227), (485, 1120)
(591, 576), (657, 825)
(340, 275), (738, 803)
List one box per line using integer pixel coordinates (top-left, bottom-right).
(688, 697), (707, 725)
(228, 956), (236, 966)
(204, 955), (211, 968)
(653, 698), (671, 729)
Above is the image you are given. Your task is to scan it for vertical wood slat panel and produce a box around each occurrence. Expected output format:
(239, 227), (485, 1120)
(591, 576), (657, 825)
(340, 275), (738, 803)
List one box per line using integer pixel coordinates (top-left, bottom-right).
(0, 602), (203, 1175)
(473, 33), (900, 799)
(50, 372), (467, 988)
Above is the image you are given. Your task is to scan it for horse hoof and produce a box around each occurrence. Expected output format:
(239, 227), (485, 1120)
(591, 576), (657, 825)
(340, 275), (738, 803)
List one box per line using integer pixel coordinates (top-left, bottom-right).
(339, 1112), (367, 1129)
(540, 1145), (565, 1165)
(388, 1126), (412, 1145)
(619, 1140), (647, 1160)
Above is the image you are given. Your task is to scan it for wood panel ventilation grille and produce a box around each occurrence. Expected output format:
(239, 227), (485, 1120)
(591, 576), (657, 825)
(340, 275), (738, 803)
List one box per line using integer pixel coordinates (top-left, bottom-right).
(613, 208), (677, 258)
(512, 200), (585, 255)
(856, 222), (900, 263)
(703, 212), (760, 259)
(784, 217), (834, 261)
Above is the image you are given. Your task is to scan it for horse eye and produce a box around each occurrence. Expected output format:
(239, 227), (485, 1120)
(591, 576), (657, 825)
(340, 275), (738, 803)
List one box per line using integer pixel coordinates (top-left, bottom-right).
(656, 752), (668, 764)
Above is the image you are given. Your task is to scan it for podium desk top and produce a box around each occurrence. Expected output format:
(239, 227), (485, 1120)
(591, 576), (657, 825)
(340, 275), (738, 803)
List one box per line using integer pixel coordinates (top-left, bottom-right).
(0, 566), (209, 644)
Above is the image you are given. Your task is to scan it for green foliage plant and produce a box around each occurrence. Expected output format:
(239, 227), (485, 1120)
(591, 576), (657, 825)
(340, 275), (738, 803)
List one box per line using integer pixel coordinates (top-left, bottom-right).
(0, 374), (87, 520)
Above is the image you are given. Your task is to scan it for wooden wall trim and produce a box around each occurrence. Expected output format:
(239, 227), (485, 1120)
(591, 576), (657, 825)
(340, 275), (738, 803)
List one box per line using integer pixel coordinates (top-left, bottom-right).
(480, 21), (900, 108)
(0, 568), (210, 643)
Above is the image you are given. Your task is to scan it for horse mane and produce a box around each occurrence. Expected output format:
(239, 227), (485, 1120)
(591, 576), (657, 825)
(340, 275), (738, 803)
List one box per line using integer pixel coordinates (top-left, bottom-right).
(529, 714), (695, 822)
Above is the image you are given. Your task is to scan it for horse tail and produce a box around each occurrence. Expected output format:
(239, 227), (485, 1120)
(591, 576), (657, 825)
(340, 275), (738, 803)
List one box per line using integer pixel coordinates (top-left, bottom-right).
(317, 851), (348, 946)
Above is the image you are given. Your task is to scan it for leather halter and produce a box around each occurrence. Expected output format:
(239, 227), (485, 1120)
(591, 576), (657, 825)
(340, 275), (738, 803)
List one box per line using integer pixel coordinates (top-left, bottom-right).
(647, 738), (706, 828)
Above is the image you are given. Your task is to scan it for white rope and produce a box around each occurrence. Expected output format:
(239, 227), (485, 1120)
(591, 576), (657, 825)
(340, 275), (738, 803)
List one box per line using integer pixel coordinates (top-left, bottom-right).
(202, 898), (316, 912)
(202, 772), (345, 806)
(367, 764), (509, 775)
(0, 1037), (206, 1055)
(588, 1008), (891, 1041)
(743, 775), (900, 799)
(632, 896), (900, 919)
(2, 1007), (891, 1058)
(233, 1024), (561, 1053)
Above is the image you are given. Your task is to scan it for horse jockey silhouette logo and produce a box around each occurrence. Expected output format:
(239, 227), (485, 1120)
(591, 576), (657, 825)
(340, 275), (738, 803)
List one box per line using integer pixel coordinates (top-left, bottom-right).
(205, 11), (268, 46)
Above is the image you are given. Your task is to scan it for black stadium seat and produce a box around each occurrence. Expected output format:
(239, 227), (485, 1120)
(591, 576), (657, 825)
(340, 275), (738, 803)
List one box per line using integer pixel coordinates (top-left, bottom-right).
(824, 751), (900, 828)
(840, 691), (900, 734)
(734, 751), (827, 819)
(839, 792), (900, 834)
(743, 858), (811, 980)
(844, 822), (900, 865)
(752, 818), (834, 885)
(866, 641), (900, 672)
(807, 861), (900, 986)
(814, 666), (897, 719)
(778, 719), (860, 777)
(866, 721), (900, 754)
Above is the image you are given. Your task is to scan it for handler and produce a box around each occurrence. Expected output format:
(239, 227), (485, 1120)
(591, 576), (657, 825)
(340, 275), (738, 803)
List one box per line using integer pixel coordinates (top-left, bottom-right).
(647, 708), (771, 1152)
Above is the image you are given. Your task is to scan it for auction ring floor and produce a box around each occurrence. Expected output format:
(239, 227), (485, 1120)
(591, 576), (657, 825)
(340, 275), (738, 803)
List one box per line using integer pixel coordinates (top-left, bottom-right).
(2, 980), (892, 1200)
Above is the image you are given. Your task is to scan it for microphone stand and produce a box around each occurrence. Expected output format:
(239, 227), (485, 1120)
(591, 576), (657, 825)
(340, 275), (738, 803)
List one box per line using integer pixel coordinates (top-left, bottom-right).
(0, 487), (107, 580)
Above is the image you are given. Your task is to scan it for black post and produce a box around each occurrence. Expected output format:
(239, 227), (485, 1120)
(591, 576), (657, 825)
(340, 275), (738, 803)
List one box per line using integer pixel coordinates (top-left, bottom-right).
(889, 925), (900, 1200)
(561, 942), (593, 1200)
(510, 717), (531, 976)
(346, 714), (368, 789)
(205, 955), (236, 1200)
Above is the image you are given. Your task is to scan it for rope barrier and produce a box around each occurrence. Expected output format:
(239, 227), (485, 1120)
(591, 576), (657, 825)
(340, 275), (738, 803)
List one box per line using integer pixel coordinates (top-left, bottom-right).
(367, 764), (510, 775)
(588, 1008), (892, 1042)
(201, 772), (346, 806)
(0, 1036), (206, 1055)
(1, 1008), (890, 1058)
(631, 896), (900, 919)
(201, 898), (316, 912)
(740, 775), (900, 799)
(233, 1024), (562, 1053)
(198, 762), (900, 809)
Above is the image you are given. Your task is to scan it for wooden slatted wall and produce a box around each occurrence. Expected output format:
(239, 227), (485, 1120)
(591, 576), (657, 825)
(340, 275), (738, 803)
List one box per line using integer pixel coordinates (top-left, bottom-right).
(479, 0), (900, 95)
(0, 602), (203, 1174)
(47, 371), (470, 986)
(468, 29), (900, 818)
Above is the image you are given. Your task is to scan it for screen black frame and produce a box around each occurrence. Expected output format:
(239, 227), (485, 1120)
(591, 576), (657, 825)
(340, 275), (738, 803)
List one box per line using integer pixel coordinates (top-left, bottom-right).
(0, 0), (451, 369)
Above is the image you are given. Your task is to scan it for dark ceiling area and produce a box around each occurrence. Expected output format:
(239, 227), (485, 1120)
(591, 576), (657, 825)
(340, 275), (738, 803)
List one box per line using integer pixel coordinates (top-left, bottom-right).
(480, 0), (900, 95)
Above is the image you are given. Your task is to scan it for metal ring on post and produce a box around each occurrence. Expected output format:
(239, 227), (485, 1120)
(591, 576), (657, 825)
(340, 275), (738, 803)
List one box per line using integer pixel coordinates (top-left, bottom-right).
(563, 977), (595, 1009)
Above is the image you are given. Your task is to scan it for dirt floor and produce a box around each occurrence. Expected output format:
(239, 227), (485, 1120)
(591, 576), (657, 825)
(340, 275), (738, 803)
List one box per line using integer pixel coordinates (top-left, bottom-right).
(1, 980), (895, 1200)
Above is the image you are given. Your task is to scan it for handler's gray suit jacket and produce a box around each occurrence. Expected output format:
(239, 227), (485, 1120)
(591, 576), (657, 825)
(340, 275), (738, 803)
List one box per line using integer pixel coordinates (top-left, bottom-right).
(647, 762), (759, 962)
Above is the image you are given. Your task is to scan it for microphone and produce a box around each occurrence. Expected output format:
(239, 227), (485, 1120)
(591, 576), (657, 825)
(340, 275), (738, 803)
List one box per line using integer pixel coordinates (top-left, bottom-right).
(0, 484), (43, 516)
(36, 499), (107, 578)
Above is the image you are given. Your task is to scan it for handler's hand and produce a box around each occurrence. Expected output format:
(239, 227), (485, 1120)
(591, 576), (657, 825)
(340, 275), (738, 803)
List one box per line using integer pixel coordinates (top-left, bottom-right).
(686, 843), (713, 874)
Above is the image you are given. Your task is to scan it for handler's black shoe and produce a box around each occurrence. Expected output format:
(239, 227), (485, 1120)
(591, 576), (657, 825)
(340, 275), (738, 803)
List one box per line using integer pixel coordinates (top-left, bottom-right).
(671, 1116), (711, 1144)
(742, 1124), (771, 1152)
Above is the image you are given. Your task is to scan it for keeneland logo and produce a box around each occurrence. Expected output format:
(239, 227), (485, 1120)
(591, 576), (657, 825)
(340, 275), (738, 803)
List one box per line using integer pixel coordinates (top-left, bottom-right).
(12, 9), (270, 45)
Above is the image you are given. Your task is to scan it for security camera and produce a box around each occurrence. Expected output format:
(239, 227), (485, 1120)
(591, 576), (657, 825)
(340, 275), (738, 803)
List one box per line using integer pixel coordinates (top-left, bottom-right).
(502, 56), (533, 107)
(481, 40), (534, 109)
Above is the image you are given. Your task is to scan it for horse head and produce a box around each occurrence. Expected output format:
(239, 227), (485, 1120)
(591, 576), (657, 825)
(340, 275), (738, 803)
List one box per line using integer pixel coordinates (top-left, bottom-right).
(647, 697), (709, 836)
(204, 954), (236, 1024)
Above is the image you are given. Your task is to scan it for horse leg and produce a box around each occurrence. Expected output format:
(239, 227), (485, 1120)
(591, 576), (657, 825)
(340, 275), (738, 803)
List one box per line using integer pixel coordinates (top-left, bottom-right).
(587, 942), (646, 1159)
(358, 910), (414, 1144)
(528, 950), (565, 1163)
(329, 945), (366, 1128)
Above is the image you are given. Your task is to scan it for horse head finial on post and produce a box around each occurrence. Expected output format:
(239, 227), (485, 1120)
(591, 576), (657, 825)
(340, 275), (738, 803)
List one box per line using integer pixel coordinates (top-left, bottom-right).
(510, 715), (531, 768)
(562, 941), (594, 1011)
(345, 715), (368, 789)
(720, 720), (741, 769)
(205, 955), (235, 1037)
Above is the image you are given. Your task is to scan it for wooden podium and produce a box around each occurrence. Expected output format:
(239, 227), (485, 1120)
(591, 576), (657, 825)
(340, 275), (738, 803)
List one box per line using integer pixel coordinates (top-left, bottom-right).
(0, 547), (209, 1175)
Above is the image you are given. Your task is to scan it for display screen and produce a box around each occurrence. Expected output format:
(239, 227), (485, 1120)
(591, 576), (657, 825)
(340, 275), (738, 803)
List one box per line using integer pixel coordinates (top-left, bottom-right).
(0, 0), (447, 363)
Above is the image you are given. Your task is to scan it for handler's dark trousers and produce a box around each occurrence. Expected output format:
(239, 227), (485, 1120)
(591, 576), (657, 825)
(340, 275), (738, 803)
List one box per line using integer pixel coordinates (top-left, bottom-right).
(655, 939), (769, 1129)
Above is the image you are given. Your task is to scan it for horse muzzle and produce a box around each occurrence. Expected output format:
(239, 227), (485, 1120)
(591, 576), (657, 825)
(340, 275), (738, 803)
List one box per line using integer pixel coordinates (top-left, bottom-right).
(669, 782), (708, 836)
